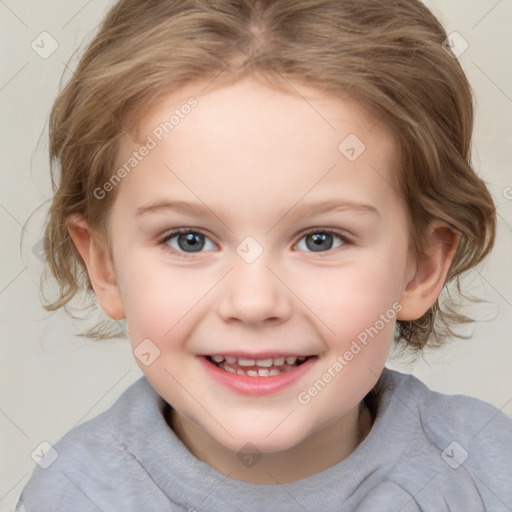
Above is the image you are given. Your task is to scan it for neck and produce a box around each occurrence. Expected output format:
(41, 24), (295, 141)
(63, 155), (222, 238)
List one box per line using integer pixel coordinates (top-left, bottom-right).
(166, 400), (373, 484)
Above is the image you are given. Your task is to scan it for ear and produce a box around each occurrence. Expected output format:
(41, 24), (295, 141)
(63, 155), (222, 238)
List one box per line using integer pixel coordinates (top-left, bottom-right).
(397, 222), (459, 321)
(65, 214), (125, 320)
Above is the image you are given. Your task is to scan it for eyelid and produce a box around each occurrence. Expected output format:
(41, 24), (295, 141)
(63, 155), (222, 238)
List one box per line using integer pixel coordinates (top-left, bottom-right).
(159, 227), (214, 244)
(297, 227), (352, 242)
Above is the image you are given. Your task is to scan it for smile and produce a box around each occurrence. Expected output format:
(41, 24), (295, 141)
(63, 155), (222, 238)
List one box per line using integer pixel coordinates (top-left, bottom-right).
(200, 354), (317, 396)
(205, 354), (309, 377)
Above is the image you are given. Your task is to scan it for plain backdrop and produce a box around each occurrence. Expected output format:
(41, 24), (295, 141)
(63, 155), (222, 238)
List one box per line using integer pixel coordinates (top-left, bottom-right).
(1, 0), (511, 510)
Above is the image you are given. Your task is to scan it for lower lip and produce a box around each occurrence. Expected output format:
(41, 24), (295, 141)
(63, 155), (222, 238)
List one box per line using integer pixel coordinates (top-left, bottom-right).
(198, 356), (317, 396)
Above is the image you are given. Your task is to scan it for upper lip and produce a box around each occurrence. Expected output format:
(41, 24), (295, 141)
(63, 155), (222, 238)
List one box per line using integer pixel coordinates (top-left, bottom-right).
(200, 352), (316, 359)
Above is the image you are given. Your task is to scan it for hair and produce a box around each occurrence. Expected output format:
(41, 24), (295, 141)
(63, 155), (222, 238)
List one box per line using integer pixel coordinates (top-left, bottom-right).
(42, 0), (495, 350)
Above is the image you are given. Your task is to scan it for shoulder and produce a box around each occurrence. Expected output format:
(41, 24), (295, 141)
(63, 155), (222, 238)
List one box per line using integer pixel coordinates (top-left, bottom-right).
(383, 368), (512, 445)
(374, 368), (512, 509)
(17, 376), (163, 512)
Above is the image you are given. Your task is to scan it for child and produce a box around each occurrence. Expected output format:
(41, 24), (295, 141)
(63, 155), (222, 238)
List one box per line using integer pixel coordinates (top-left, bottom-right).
(17, 0), (512, 510)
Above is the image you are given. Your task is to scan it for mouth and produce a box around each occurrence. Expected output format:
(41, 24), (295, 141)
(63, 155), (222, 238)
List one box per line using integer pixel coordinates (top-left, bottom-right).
(204, 354), (313, 377)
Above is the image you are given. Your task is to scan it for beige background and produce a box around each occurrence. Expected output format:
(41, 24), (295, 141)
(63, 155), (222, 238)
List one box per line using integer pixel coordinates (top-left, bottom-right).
(1, 0), (511, 510)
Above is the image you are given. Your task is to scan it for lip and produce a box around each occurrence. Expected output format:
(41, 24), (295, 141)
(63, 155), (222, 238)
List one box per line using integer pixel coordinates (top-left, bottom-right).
(202, 352), (311, 359)
(198, 355), (317, 396)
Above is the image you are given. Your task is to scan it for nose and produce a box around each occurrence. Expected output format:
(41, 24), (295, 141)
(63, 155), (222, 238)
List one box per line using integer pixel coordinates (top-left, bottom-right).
(216, 255), (293, 327)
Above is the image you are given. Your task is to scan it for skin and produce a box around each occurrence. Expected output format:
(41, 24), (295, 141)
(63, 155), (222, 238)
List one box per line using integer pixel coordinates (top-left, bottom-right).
(67, 75), (458, 484)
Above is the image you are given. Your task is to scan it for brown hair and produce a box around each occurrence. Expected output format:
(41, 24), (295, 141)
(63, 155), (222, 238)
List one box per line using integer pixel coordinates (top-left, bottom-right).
(42, 0), (496, 350)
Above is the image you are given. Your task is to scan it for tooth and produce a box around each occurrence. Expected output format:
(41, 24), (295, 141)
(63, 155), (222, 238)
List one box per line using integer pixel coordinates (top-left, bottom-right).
(255, 358), (273, 367)
(238, 358), (255, 366)
(246, 370), (258, 377)
(212, 355), (224, 363)
(226, 356), (237, 364)
(297, 356), (307, 362)
(269, 368), (281, 376)
(224, 365), (236, 373)
(258, 368), (270, 377)
(273, 356), (285, 366)
(237, 369), (245, 375)
(285, 356), (297, 365)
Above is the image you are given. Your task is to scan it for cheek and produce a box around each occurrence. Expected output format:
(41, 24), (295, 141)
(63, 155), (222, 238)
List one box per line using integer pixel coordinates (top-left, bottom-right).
(116, 231), (407, 351)
(294, 258), (403, 335)
(115, 255), (205, 343)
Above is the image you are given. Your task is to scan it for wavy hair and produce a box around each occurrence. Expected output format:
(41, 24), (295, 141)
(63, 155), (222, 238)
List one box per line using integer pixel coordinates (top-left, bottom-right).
(42, 0), (496, 349)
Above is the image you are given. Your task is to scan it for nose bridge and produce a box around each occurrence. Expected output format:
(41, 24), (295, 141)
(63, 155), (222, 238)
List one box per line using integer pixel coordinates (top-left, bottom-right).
(217, 246), (292, 325)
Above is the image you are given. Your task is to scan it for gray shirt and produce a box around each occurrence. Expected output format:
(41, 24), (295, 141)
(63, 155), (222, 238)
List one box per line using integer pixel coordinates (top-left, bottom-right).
(17, 368), (512, 511)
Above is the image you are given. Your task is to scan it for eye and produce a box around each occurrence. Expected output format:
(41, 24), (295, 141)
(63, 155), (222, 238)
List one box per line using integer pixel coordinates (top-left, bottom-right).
(295, 229), (348, 253)
(160, 228), (216, 256)
(159, 227), (350, 257)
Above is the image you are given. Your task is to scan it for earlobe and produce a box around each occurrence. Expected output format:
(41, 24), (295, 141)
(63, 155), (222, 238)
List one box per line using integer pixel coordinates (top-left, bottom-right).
(66, 214), (125, 320)
(397, 223), (459, 321)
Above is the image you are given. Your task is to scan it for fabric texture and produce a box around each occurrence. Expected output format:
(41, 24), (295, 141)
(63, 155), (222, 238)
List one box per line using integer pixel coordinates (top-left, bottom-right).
(17, 368), (512, 511)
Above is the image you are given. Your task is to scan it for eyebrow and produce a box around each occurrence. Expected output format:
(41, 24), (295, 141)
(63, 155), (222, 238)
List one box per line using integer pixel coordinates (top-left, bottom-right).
(135, 199), (380, 220)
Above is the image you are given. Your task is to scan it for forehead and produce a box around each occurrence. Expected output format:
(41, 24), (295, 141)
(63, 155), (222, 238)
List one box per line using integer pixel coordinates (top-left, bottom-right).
(114, 76), (400, 222)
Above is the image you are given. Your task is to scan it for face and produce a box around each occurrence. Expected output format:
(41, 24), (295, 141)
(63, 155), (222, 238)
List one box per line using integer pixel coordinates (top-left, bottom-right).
(105, 76), (412, 456)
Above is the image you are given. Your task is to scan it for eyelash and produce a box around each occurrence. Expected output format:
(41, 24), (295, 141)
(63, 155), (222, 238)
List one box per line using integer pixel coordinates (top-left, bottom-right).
(158, 227), (352, 259)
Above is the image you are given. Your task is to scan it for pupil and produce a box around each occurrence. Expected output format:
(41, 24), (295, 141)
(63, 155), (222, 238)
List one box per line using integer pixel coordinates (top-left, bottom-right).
(178, 233), (204, 252)
(307, 233), (332, 252)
